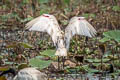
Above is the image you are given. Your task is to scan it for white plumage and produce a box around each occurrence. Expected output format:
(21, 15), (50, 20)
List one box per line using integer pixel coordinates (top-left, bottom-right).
(65, 17), (96, 49)
(26, 14), (61, 46)
(26, 14), (96, 56)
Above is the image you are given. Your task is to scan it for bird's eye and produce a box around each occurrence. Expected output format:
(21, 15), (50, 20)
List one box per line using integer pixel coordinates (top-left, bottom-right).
(78, 18), (81, 20)
(78, 17), (85, 20)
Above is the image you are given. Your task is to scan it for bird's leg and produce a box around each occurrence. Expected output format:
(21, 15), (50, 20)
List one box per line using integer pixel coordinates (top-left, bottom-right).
(58, 56), (65, 70)
(58, 56), (60, 70)
(62, 56), (65, 69)
(57, 56), (66, 70)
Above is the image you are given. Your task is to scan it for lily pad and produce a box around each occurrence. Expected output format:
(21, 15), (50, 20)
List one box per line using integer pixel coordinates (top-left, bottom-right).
(102, 30), (120, 43)
(85, 58), (110, 63)
(40, 49), (56, 58)
(29, 58), (52, 70)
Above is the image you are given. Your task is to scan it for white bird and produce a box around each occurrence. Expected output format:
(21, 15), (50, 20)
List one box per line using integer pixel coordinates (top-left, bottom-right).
(26, 14), (96, 56)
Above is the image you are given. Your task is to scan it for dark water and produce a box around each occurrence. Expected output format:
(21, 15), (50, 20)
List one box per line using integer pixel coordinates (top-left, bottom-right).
(48, 74), (120, 80)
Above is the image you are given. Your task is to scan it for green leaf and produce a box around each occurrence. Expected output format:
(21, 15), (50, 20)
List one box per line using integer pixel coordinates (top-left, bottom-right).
(85, 48), (90, 54)
(103, 30), (120, 43)
(1, 15), (8, 21)
(64, 0), (70, 5)
(40, 49), (56, 58)
(79, 65), (100, 73)
(82, 13), (96, 18)
(1, 12), (20, 21)
(29, 58), (52, 70)
(0, 56), (3, 59)
(39, 9), (49, 15)
(5, 62), (14, 65)
(89, 13), (96, 18)
(65, 67), (79, 73)
(2, 5), (7, 9)
(38, 0), (49, 4)
(99, 37), (110, 42)
(22, 0), (29, 4)
(102, 58), (110, 62)
(92, 63), (100, 67)
(21, 17), (33, 22)
(19, 42), (33, 48)
(87, 68), (99, 73)
(35, 56), (45, 59)
(101, 5), (107, 11)
(60, 20), (68, 25)
(82, 13), (89, 18)
(114, 60), (120, 67)
(85, 58), (110, 63)
(112, 6), (120, 11)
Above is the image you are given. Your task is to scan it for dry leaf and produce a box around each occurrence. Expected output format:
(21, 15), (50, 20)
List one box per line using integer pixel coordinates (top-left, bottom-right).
(65, 60), (76, 68)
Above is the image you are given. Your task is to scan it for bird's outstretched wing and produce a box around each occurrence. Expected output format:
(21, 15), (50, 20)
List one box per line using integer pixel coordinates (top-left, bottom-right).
(65, 17), (97, 49)
(26, 14), (61, 46)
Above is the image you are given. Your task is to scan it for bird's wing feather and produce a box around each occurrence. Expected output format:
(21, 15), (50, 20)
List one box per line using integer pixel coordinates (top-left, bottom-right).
(25, 14), (61, 45)
(65, 17), (97, 49)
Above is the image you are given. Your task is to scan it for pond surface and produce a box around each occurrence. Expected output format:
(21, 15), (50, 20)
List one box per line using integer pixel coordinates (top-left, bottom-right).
(48, 74), (120, 80)
(0, 29), (120, 80)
